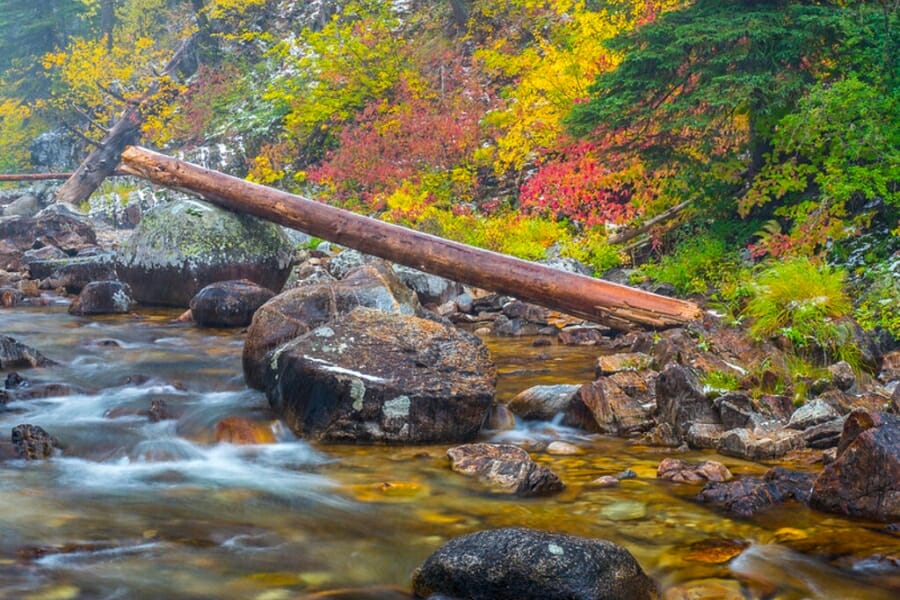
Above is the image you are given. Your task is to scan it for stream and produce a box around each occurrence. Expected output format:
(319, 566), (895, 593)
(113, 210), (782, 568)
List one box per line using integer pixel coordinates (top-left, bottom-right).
(1, 301), (898, 598)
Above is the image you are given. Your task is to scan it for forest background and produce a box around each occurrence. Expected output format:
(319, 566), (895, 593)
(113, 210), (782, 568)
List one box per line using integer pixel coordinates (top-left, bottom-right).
(0, 0), (897, 371)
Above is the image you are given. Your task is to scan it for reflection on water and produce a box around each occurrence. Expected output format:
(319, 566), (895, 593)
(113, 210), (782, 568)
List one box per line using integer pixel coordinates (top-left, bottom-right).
(0, 305), (897, 598)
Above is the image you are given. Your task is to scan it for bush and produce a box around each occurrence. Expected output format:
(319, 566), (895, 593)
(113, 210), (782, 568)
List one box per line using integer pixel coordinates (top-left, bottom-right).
(744, 258), (858, 366)
(637, 233), (740, 296)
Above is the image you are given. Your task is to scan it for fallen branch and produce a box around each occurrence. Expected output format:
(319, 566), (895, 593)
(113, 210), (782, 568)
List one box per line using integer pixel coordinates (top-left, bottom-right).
(119, 146), (703, 330)
(607, 200), (692, 246)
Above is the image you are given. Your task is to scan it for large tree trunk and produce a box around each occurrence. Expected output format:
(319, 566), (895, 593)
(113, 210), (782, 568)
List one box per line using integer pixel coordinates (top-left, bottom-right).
(119, 146), (702, 330)
(54, 33), (199, 206)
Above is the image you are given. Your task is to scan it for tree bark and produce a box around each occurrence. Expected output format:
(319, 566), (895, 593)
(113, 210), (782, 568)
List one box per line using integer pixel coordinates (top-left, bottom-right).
(54, 33), (199, 206)
(119, 146), (702, 330)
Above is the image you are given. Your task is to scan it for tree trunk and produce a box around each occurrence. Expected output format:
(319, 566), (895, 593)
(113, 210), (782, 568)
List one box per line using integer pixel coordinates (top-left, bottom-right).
(119, 146), (702, 330)
(54, 33), (199, 206)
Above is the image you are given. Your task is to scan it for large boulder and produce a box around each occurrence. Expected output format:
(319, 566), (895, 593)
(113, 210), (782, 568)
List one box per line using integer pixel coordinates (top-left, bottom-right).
(809, 409), (900, 522)
(243, 263), (421, 389)
(116, 199), (293, 307)
(265, 307), (495, 443)
(0, 211), (96, 270)
(189, 279), (275, 328)
(412, 527), (657, 600)
(447, 443), (564, 496)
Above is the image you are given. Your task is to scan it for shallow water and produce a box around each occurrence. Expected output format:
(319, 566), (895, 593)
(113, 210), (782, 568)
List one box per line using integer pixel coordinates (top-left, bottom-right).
(1, 303), (897, 598)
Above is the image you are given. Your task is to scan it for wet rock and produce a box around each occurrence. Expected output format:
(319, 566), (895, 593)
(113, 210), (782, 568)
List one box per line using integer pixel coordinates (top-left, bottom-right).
(0, 211), (96, 258)
(828, 360), (857, 392)
(657, 457), (732, 483)
(392, 264), (462, 306)
(685, 423), (727, 449)
(697, 467), (816, 517)
(714, 392), (757, 430)
(490, 314), (544, 336)
(507, 384), (582, 421)
(683, 538), (750, 565)
(447, 443), (564, 496)
(788, 399), (840, 430)
(0, 336), (56, 370)
(655, 365), (720, 443)
(32, 253), (117, 294)
(325, 248), (374, 279)
(879, 350), (900, 383)
(609, 369), (655, 398)
(662, 578), (746, 599)
(486, 403), (516, 430)
(5, 372), (25, 389)
(116, 199), (293, 307)
(717, 428), (804, 461)
(2, 193), (39, 217)
(588, 475), (620, 488)
(809, 409), (900, 522)
(546, 440), (581, 455)
(266, 307), (495, 443)
(595, 352), (653, 376)
(148, 399), (176, 422)
(802, 418), (845, 449)
(2, 382), (81, 401)
(68, 281), (135, 316)
(189, 279), (275, 328)
(11, 424), (60, 459)
(412, 527), (657, 600)
(0, 286), (23, 307)
(557, 326), (610, 346)
(243, 263), (421, 390)
(214, 417), (276, 445)
(578, 377), (653, 436)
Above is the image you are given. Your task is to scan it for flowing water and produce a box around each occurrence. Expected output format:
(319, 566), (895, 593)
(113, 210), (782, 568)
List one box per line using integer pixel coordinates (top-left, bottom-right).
(1, 302), (898, 599)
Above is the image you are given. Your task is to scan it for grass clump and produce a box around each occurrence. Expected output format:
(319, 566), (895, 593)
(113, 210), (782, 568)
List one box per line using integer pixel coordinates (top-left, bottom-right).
(744, 257), (859, 367)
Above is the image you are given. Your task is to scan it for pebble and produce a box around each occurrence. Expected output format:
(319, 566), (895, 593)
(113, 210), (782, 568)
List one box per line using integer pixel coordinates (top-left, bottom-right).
(546, 440), (581, 455)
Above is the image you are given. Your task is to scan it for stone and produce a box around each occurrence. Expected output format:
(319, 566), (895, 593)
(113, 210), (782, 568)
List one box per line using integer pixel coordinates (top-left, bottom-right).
(491, 314), (544, 336)
(588, 476), (620, 488)
(412, 527), (657, 600)
(266, 307), (495, 443)
(601, 501), (647, 521)
(243, 263), (421, 390)
(447, 443), (564, 496)
(655, 365), (720, 442)
(214, 417), (276, 444)
(0, 336), (56, 370)
(557, 326), (610, 346)
(508, 384), (582, 421)
(595, 352), (653, 376)
(828, 360), (857, 392)
(717, 428), (804, 461)
(546, 440), (581, 455)
(714, 392), (756, 430)
(879, 350), (900, 383)
(486, 403), (517, 430)
(68, 281), (135, 316)
(1, 193), (39, 217)
(657, 457), (732, 483)
(802, 418), (845, 449)
(788, 399), (841, 430)
(697, 467), (816, 517)
(28, 253), (117, 294)
(116, 199), (293, 306)
(578, 377), (653, 436)
(0, 211), (96, 256)
(189, 279), (275, 328)
(11, 424), (60, 459)
(325, 248), (373, 279)
(391, 263), (463, 305)
(685, 423), (727, 449)
(809, 409), (900, 522)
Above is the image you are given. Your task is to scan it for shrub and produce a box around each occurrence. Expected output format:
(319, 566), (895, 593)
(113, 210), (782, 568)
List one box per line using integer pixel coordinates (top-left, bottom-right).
(638, 233), (740, 296)
(744, 258), (858, 366)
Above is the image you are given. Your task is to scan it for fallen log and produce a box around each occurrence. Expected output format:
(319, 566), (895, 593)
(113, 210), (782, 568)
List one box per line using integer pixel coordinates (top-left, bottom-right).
(0, 171), (126, 182)
(119, 146), (702, 330)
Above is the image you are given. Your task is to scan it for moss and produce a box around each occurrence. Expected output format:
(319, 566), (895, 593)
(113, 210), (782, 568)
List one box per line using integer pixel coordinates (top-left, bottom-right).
(117, 199), (293, 270)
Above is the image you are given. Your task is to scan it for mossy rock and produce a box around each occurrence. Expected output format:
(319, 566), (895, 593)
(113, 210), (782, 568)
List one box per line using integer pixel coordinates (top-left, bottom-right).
(116, 199), (293, 307)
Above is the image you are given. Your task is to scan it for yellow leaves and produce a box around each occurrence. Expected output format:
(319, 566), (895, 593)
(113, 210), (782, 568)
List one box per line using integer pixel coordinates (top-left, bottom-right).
(0, 97), (46, 171)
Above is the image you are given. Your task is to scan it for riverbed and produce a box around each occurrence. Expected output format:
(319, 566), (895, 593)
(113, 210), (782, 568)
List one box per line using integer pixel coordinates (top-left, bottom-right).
(1, 301), (897, 598)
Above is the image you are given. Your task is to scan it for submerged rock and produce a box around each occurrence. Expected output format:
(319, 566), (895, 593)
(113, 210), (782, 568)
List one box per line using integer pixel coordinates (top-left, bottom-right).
(243, 263), (421, 390)
(116, 199), (293, 306)
(265, 307), (495, 443)
(809, 409), (900, 522)
(68, 281), (135, 316)
(189, 279), (274, 328)
(214, 417), (276, 445)
(447, 443), (564, 496)
(412, 527), (657, 600)
(11, 424), (60, 459)
(0, 336), (56, 370)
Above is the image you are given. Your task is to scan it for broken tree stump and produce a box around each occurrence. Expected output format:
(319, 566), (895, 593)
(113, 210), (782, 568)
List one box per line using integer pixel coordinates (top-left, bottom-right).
(118, 145), (702, 330)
